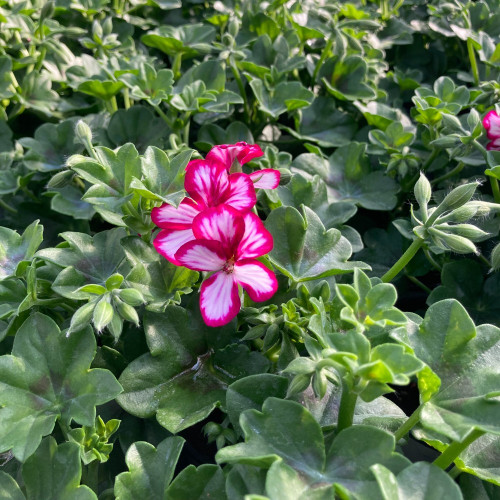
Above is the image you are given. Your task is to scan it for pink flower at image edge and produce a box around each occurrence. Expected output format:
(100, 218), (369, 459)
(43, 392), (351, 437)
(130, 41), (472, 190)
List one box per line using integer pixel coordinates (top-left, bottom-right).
(483, 110), (500, 151)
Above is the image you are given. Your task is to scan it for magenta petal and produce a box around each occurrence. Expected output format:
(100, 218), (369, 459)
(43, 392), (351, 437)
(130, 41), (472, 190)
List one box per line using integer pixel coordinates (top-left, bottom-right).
(234, 259), (278, 302)
(192, 205), (245, 254)
(151, 198), (201, 230)
(175, 239), (227, 271)
(237, 212), (273, 259)
(486, 138), (500, 151)
(484, 110), (500, 140)
(153, 228), (195, 266)
(223, 173), (257, 212)
(199, 271), (240, 326)
(248, 169), (280, 189)
(206, 142), (264, 170)
(184, 160), (229, 207)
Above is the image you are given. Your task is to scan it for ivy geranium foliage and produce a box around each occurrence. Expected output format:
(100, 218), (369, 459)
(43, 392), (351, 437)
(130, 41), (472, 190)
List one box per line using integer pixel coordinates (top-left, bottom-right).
(2, 0), (500, 498)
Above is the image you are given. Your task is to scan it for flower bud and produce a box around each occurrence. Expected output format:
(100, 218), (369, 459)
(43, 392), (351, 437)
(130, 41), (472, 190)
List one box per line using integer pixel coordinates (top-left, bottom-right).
(118, 288), (145, 306)
(105, 273), (123, 291)
(67, 302), (95, 336)
(40, 1), (55, 20)
(286, 373), (312, 397)
(47, 169), (74, 188)
(433, 223), (489, 241)
(435, 204), (479, 223)
(491, 243), (500, 271)
(75, 120), (93, 145)
(93, 298), (114, 332)
(428, 227), (478, 254)
(414, 172), (432, 209)
(114, 297), (140, 326)
(438, 182), (479, 212)
(102, 17), (113, 36)
(92, 20), (103, 40)
(227, 18), (239, 38)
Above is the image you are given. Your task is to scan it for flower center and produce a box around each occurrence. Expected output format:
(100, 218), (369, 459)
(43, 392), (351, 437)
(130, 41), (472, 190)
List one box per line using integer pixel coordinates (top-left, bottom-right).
(223, 256), (235, 274)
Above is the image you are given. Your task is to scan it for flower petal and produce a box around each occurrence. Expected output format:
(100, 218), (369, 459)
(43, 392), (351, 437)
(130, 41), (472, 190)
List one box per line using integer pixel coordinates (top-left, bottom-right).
(206, 142), (264, 170)
(175, 239), (227, 271)
(237, 212), (273, 259)
(487, 137), (500, 151)
(192, 205), (245, 253)
(153, 228), (195, 265)
(233, 260), (278, 302)
(184, 159), (229, 207)
(484, 110), (500, 140)
(151, 198), (201, 229)
(200, 271), (240, 326)
(223, 173), (257, 212)
(248, 169), (280, 189)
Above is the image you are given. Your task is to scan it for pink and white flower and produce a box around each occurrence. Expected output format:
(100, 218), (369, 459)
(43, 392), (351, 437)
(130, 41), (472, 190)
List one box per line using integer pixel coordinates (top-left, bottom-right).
(483, 110), (500, 151)
(152, 159), (256, 265)
(205, 142), (281, 189)
(175, 205), (277, 326)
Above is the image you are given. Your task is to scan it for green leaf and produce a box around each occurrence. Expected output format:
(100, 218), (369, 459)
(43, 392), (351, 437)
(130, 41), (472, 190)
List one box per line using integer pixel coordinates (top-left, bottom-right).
(114, 436), (184, 500)
(49, 185), (96, 220)
(130, 147), (191, 206)
(77, 79), (125, 100)
(165, 464), (226, 500)
(36, 228), (129, 300)
(217, 398), (410, 498)
(174, 60), (225, 93)
(460, 474), (500, 499)
(19, 119), (83, 172)
(226, 374), (288, 434)
(283, 96), (356, 147)
(122, 236), (198, 310)
(265, 205), (369, 282)
(322, 55), (377, 101)
(250, 80), (314, 118)
(395, 299), (500, 442)
(0, 313), (122, 461)
(292, 144), (398, 210)
(106, 106), (168, 152)
(371, 462), (462, 500)
(120, 64), (174, 106)
(0, 221), (43, 280)
(1, 437), (98, 500)
(117, 305), (268, 433)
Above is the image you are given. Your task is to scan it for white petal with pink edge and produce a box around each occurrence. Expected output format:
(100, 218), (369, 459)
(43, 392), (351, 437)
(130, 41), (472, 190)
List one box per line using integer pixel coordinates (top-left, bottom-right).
(151, 198), (201, 229)
(487, 137), (500, 151)
(223, 173), (257, 212)
(153, 228), (195, 265)
(175, 239), (227, 271)
(237, 212), (273, 259)
(192, 205), (245, 252)
(484, 110), (500, 139)
(233, 260), (278, 302)
(206, 142), (264, 170)
(200, 271), (240, 327)
(248, 169), (280, 189)
(184, 160), (229, 207)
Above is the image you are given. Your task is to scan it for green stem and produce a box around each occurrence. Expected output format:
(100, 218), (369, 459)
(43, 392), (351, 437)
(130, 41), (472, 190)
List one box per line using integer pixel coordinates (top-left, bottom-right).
(337, 380), (357, 432)
(229, 61), (250, 122)
(123, 88), (131, 110)
(394, 404), (423, 442)
(423, 248), (442, 272)
(172, 52), (182, 79)
(422, 149), (439, 172)
(381, 239), (424, 283)
(433, 429), (485, 470)
(0, 198), (18, 214)
(152, 104), (174, 128)
(183, 112), (191, 145)
(448, 466), (462, 479)
(34, 46), (47, 72)
(104, 99), (114, 114)
(406, 274), (432, 294)
(467, 38), (479, 86)
(312, 38), (333, 86)
(431, 162), (465, 186)
(110, 95), (118, 113)
(489, 177), (500, 204)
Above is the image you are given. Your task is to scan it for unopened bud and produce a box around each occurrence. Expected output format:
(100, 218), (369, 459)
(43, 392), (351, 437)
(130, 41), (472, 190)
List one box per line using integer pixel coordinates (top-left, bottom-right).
(102, 17), (113, 36)
(75, 120), (93, 145)
(105, 273), (123, 291)
(67, 302), (95, 336)
(435, 204), (479, 223)
(429, 227), (478, 254)
(114, 297), (140, 326)
(312, 370), (328, 399)
(40, 1), (55, 20)
(47, 169), (74, 188)
(434, 223), (489, 241)
(92, 20), (103, 40)
(118, 288), (145, 306)
(227, 18), (239, 38)
(286, 373), (312, 397)
(414, 172), (432, 209)
(93, 298), (114, 332)
(491, 243), (500, 271)
(439, 182), (479, 212)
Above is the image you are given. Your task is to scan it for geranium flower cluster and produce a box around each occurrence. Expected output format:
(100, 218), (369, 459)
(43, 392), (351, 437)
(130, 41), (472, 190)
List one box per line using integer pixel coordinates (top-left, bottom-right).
(483, 109), (500, 151)
(151, 142), (280, 327)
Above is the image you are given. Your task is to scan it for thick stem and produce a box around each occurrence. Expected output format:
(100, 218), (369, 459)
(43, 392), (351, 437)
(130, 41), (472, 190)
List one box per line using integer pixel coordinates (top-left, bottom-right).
(312, 38), (333, 86)
(337, 380), (357, 432)
(110, 95), (118, 113)
(489, 177), (500, 204)
(123, 88), (131, 109)
(433, 429), (485, 470)
(172, 52), (182, 79)
(467, 38), (479, 86)
(381, 239), (424, 283)
(394, 404), (423, 442)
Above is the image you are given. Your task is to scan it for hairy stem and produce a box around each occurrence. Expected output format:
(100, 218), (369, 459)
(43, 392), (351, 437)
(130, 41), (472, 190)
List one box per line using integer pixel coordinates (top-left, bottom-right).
(337, 380), (357, 432)
(382, 239), (424, 283)
(394, 404), (423, 442)
(431, 162), (465, 186)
